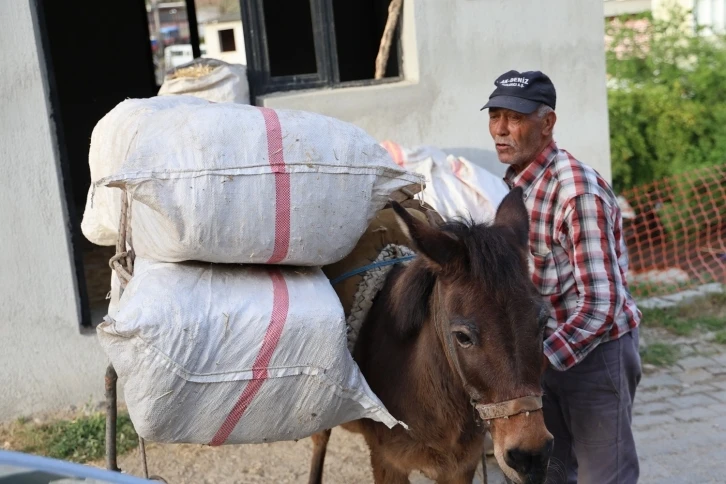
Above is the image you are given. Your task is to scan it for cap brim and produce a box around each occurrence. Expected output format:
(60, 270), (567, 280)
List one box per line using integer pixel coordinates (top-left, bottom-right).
(480, 95), (540, 114)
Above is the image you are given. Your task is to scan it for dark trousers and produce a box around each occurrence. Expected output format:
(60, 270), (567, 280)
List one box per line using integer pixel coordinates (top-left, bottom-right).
(542, 329), (642, 484)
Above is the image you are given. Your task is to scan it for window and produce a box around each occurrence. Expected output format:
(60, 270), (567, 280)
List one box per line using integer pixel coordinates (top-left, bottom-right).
(219, 28), (237, 52)
(242, 0), (403, 101)
(146, 0), (203, 85)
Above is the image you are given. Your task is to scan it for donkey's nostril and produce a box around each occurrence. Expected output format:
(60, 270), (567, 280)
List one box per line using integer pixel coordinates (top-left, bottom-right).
(505, 443), (552, 480)
(505, 448), (534, 474)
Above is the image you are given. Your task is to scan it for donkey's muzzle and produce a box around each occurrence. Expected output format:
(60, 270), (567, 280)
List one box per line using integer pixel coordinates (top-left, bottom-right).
(505, 438), (553, 484)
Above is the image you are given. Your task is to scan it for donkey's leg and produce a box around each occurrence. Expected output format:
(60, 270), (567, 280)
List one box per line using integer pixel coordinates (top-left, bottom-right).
(307, 429), (332, 484)
(369, 448), (410, 484)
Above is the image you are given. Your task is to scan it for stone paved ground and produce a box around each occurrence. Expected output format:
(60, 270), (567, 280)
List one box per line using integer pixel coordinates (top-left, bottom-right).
(630, 337), (726, 484)
(95, 339), (726, 484)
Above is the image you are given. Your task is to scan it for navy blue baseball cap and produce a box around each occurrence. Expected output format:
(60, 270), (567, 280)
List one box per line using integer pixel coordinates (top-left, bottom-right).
(481, 70), (556, 114)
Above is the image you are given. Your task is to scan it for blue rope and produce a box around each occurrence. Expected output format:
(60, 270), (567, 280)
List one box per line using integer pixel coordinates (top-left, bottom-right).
(329, 255), (417, 285)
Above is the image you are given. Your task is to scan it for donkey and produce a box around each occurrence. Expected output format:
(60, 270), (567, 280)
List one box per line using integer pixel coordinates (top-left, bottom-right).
(309, 187), (553, 484)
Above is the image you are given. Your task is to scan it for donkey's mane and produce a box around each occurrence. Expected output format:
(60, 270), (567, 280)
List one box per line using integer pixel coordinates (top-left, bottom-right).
(440, 217), (528, 291)
(388, 217), (530, 340)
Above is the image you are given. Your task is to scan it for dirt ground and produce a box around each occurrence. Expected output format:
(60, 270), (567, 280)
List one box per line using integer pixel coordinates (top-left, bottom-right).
(98, 431), (503, 484)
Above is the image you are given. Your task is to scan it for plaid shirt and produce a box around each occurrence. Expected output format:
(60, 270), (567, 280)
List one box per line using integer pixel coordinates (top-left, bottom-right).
(504, 141), (641, 371)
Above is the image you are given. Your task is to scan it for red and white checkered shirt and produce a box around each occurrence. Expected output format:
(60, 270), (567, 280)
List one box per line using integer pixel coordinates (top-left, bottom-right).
(504, 141), (641, 371)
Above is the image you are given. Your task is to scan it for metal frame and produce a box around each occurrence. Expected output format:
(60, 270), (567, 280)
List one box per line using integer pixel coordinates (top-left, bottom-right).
(241, 0), (404, 104)
(184, 0), (202, 59)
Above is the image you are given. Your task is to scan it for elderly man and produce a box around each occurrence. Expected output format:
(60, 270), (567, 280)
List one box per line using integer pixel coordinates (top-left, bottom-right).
(481, 70), (643, 483)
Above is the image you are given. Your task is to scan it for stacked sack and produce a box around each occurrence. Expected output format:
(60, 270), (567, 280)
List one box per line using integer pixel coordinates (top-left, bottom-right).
(90, 97), (424, 445)
(381, 141), (509, 224)
(158, 57), (250, 104)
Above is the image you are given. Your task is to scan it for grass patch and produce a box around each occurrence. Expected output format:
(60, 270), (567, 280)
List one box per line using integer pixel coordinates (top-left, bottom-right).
(1, 411), (138, 464)
(640, 292), (726, 338)
(640, 342), (680, 367)
(630, 280), (694, 299)
(715, 330), (726, 345)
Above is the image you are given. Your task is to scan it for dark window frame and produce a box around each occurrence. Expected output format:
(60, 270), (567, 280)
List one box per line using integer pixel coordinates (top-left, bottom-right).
(219, 28), (237, 52)
(241, 0), (404, 103)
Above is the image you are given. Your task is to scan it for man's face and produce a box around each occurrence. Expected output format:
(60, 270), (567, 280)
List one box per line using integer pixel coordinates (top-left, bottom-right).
(489, 107), (549, 168)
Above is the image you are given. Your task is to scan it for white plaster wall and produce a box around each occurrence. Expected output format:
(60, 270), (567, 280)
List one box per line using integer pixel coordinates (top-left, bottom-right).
(204, 21), (247, 66)
(0, 2), (106, 420)
(262, 0), (613, 183)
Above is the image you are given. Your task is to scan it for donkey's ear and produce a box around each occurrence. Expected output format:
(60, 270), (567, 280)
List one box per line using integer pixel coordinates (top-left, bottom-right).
(493, 187), (529, 250)
(391, 201), (460, 270)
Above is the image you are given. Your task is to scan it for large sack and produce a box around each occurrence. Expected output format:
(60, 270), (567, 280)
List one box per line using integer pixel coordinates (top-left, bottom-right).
(97, 259), (401, 445)
(81, 96), (208, 246)
(381, 141), (509, 224)
(99, 103), (424, 265)
(158, 58), (250, 104)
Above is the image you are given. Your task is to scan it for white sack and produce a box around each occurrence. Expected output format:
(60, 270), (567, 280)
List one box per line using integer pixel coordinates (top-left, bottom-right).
(158, 58), (250, 104)
(81, 96), (208, 246)
(382, 141), (509, 224)
(100, 103), (424, 265)
(97, 259), (400, 445)
(107, 271), (121, 318)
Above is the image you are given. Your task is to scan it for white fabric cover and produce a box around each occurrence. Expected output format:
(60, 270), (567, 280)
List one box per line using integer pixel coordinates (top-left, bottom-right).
(81, 96), (208, 246)
(382, 141), (510, 224)
(97, 259), (401, 445)
(99, 103), (423, 265)
(158, 58), (250, 104)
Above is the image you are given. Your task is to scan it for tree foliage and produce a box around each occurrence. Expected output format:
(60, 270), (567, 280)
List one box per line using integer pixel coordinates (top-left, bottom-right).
(606, 4), (726, 192)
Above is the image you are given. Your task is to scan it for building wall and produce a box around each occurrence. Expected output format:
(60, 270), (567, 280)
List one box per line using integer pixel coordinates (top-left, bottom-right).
(0, 2), (106, 420)
(204, 20), (246, 66)
(262, 0), (613, 182)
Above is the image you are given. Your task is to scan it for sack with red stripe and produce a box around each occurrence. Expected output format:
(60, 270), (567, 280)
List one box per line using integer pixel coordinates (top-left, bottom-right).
(96, 259), (402, 445)
(97, 102), (424, 265)
(81, 95), (209, 246)
(381, 141), (509, 224)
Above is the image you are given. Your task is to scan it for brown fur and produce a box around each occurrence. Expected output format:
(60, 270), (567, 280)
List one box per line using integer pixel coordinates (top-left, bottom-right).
(309, 187), (553, 484)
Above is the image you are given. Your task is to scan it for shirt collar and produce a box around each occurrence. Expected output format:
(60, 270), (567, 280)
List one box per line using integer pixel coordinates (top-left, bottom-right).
(504, 141), (558, 192)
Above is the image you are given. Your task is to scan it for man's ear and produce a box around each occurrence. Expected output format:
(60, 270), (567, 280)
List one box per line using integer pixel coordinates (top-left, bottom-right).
(391, 202), (461, 271)
(542, 110), (557, 137)
(493, 187), (529, 251)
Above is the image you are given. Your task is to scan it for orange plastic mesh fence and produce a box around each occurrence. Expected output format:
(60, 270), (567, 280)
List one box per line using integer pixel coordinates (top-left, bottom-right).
(620, 164), (726, 299)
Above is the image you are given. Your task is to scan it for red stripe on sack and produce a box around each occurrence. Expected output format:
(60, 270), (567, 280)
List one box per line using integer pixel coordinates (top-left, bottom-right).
(451, 156), (463, 178)
(209, 269), (290, 446)
(382, 140), (405, 167)
(257, 107), (291, 264)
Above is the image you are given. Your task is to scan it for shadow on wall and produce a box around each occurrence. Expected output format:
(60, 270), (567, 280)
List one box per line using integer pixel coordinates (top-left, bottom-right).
(442, 147), (507, 178)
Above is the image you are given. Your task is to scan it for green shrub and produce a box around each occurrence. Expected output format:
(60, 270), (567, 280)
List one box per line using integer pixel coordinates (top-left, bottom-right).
(607, 3), (726, 191)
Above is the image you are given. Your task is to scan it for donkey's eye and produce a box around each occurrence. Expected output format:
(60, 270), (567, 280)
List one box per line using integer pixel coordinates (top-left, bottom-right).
(454, 331), (473, 348)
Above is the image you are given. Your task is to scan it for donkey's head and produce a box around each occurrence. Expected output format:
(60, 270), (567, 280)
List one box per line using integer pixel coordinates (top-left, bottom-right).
(391, 187), (553, 484)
